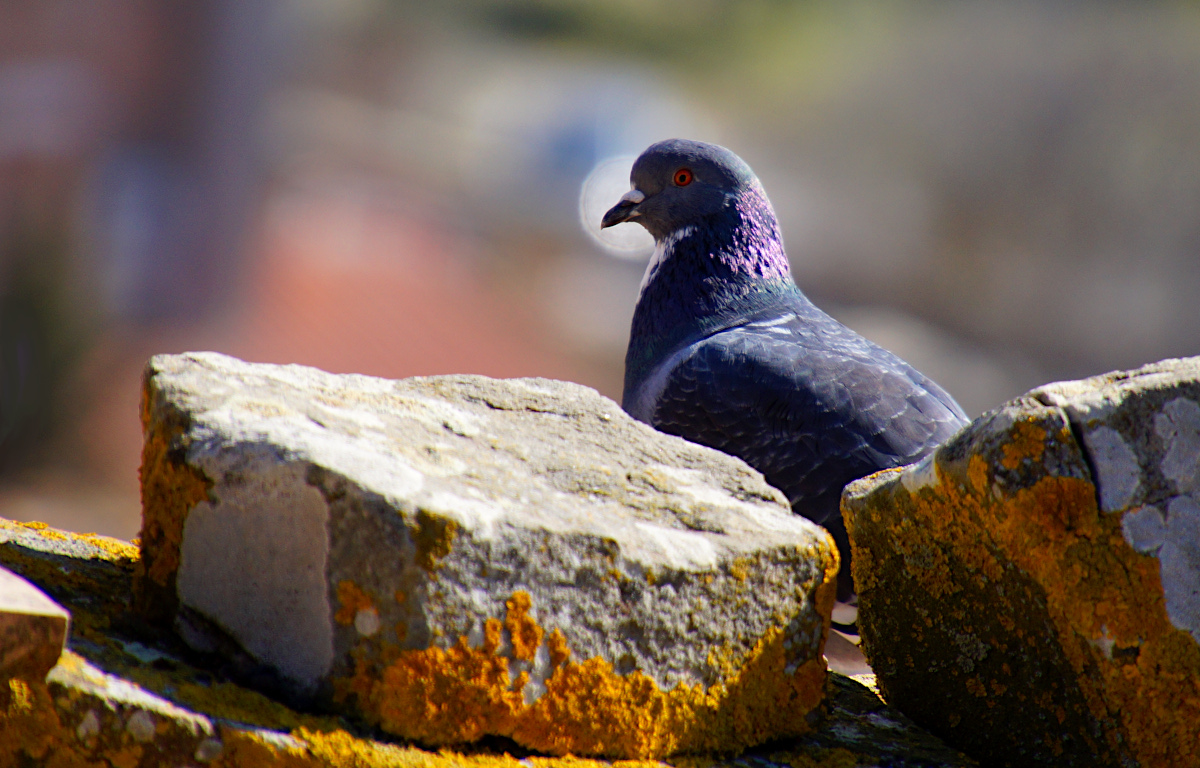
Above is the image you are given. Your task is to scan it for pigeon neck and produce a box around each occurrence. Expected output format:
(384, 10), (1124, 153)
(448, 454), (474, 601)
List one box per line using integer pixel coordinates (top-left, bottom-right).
(624, 187), (797, 398)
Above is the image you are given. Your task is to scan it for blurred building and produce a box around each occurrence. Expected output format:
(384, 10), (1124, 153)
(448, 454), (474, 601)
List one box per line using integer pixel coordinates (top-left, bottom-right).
(1, 1), (280, 474)
(2, 1), (1199, 538)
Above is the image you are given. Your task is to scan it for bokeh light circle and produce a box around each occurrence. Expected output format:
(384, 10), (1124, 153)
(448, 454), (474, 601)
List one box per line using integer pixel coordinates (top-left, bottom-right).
(579, 155), (654, 258)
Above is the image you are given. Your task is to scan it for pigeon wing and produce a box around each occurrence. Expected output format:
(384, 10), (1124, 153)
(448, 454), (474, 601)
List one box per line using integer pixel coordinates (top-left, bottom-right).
(649, 311), (968, 526)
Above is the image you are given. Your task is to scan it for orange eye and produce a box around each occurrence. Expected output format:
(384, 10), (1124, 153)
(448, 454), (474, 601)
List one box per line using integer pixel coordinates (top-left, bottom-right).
(673, 168), (693, 186)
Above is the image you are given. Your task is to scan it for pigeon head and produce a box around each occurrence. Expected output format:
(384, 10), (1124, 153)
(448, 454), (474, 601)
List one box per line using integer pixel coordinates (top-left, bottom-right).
(612, 139), (798, 391)
(601, 139), (762, 240)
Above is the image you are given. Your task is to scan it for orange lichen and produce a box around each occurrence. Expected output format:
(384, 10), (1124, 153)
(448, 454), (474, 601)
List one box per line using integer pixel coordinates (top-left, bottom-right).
(3, 577), (866, 768)
(343, 585), (833, 759)
(547, 628), (571, 667)
(369, 629), (525, 744)
(0, 643), (852, 768)
(135, 372), (213, 623)
(108, 746), (144, 768)
(517, 631), (827, 759)
(999, 421), (1045, 470)
(2, 649), (683, 768)
(965, 455), (989, 494)
(335, 581), (376, 626)
(505, 591), (544, 661)
(846, 412), (1200, 767)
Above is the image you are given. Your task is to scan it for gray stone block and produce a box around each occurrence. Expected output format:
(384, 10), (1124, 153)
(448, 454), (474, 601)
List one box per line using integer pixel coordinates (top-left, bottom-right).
(1032, 356), (1200, 643)
(137, 352), (838, 758)
(844, 354), (1200, 767)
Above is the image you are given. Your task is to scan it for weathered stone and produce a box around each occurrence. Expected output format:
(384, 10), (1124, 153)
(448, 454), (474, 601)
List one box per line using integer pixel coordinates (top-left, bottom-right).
(136, 352), (839, 758)
(842, 356), (1200, 768)
(0, 518), (137, 636)
(0, 502), (974, 765)
(0, 520), (318, 768)
(0, 565), (68, 679)
(778, 673), (978, 767)
(5, 647), (976, 768)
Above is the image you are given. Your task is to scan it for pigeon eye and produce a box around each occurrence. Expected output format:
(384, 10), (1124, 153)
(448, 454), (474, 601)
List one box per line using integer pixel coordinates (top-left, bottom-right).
(673, 168), (694, 186)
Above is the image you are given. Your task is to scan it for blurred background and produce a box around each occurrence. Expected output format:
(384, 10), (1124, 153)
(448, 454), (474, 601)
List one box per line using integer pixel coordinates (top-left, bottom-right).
(2, 0), (1199, 539)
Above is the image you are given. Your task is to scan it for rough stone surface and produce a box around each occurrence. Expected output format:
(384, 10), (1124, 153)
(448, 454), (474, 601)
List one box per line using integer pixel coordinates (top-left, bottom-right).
(0, 566), (68, 679)
(0, 516), (976, 768)
(137, 352), (840, 758)
(0, 517), (322, 768)
(842, 356), (1200, 768)
(1035, 357), (1200, 645)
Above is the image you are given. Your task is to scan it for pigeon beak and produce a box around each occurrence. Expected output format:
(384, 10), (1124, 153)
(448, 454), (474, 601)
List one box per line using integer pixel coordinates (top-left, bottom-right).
(601, 189), (646, 229)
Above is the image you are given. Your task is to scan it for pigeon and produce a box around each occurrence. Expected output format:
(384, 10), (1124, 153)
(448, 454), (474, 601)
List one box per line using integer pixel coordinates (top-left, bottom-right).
(601, 139), (969, 627)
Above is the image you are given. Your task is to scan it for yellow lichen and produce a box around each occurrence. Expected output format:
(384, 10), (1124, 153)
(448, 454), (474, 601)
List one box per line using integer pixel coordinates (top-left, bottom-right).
(76, 532), (140, 561)
(5, 679), (33, 714)
(766, 747), (860, 768)
(343, 584), (833, 759)
(16, 521), (67, 542)
(706, 644), (740, 680)
(300, 727), (674, 768)
(219, 727), (314, 767)
(135, 677), (314, 734)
